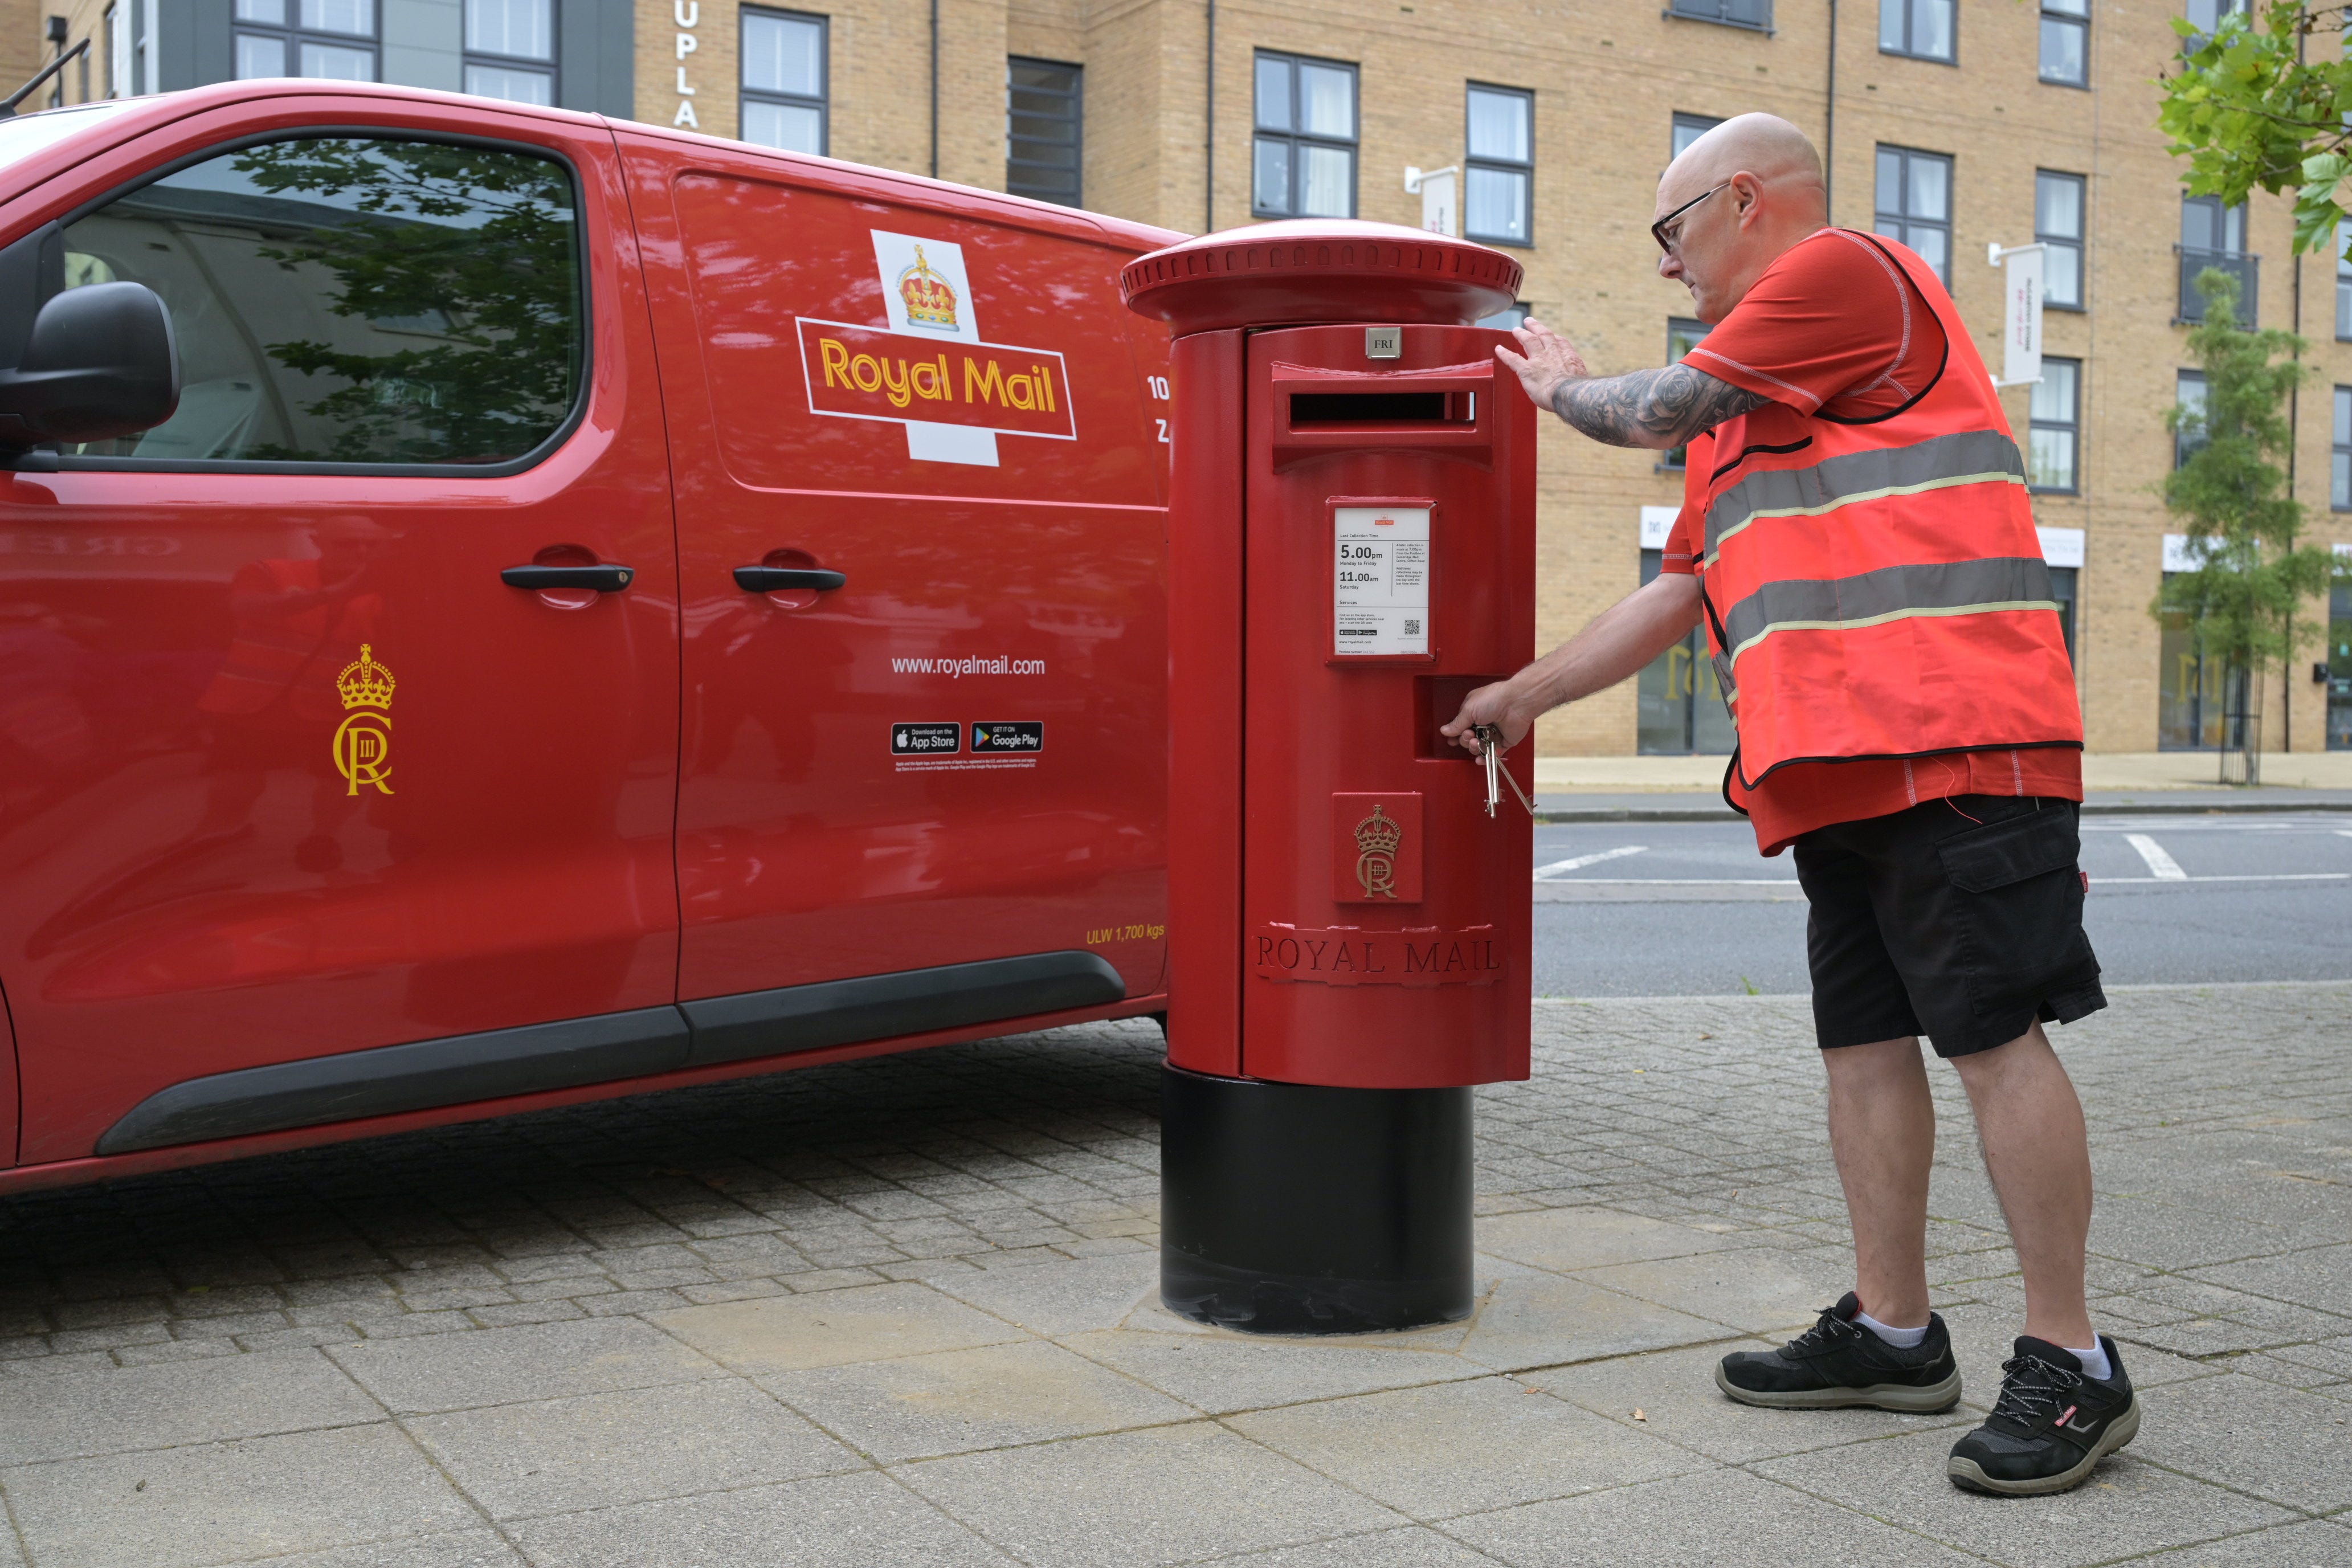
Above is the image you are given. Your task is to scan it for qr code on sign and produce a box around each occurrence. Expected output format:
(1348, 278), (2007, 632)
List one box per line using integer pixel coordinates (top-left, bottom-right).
(1403, 619), (1420, 635)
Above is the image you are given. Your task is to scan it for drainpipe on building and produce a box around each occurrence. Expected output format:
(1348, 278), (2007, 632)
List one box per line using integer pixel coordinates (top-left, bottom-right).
(929, 0), (940, 179)
(2284, 22), (2308, 755)
(1822, 0), (1835, 221)
(1204, 0), (1216, 234)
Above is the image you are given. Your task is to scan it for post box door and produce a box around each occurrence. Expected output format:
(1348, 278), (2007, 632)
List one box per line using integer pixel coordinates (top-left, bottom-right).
(0, 101), (681, 1162)
(617, 134), (1170, 1030)
(1238, 324), (1535, 1089)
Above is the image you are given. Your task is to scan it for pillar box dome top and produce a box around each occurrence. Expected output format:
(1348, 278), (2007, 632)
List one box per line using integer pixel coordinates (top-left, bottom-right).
(1120, 219), (1522, 336)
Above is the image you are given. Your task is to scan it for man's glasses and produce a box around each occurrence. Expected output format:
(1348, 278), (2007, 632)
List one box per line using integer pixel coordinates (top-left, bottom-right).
(1652, 181), (1732, 255)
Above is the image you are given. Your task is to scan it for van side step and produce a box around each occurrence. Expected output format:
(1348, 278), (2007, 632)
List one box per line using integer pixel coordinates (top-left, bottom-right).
(679, 950), (1126, 1065)
(94, 951), (1129, 1155)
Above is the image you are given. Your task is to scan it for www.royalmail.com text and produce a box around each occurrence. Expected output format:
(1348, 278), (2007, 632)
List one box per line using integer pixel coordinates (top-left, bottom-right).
(890, 655), (1048, 677)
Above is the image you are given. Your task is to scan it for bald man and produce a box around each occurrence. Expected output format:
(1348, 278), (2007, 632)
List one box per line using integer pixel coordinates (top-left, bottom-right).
(1446, 115), (2134, 1496)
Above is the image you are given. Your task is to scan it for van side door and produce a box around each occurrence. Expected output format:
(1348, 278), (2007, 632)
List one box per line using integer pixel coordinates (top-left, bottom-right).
(0, 97), (680, 1163)
(617, 130), (1168, 1064)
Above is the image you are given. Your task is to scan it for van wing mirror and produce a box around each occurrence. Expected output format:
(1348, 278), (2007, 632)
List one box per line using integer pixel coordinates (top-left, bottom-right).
(0, 281), (181, 453)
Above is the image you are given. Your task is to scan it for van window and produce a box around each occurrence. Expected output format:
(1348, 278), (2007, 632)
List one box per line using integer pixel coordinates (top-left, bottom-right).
(59, 136), (583, 467)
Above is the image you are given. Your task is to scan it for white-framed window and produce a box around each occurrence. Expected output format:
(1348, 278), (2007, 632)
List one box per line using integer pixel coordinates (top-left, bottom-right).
(1464, 84), (1532, 246)
(2036, 170), (2085, 309)
(2176, 369), (2208, 468)
(740, 7), (827, 155)
(2040, 0), (2088, 84)
(1253, 51), (1356, 219)
(2028, 357), (2080, 493)
(465, 0), (554, 105)
(1880, 0), (1954, 62)
(1875, 144), (1952, 285)
(2336, 219), (2351, 341)
(232, 0), (378, 81)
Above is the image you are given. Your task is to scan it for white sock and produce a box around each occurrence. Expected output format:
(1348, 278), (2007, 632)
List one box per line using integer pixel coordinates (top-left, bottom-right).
(2067, 1339), (2112, 1381)
(1855, 1309), (1929, 1349)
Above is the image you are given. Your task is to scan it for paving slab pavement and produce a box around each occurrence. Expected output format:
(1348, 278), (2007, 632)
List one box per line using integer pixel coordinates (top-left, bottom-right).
(1, 982), (2347, 1566)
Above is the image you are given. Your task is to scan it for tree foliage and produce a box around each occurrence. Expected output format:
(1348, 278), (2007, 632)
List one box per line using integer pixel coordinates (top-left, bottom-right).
(236, 138), (581, 464)
(2157, 3), (2352, 258)
(2158, 270), (2335, 697)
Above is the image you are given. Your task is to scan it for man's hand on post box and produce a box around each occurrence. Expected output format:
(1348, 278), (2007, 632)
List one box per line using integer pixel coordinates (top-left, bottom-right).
(1440, 574), (1707, 758)
(1495, 317), (1769, 452)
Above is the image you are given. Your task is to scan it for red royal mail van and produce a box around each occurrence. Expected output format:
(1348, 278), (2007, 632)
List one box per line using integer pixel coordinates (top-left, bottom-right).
(0, 81), (1178, 1194)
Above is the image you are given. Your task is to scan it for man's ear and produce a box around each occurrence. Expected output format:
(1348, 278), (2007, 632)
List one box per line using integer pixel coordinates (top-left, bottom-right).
(1731, 171), (1765, 227)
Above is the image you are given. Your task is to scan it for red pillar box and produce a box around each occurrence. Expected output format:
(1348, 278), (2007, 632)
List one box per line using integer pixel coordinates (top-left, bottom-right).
(1123, 222), (1535, 1333)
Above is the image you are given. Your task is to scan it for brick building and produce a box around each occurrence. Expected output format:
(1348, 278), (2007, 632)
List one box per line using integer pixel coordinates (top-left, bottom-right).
(22, 0), (2352, 756)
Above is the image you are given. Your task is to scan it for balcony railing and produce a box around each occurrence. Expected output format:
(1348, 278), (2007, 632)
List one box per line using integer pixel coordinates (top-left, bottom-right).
(2177, 246), (2259, 326)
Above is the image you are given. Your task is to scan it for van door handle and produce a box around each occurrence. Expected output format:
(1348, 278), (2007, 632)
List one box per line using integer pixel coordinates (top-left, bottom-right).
(734, 566), (846, 592)
(501, 564), (636, 592)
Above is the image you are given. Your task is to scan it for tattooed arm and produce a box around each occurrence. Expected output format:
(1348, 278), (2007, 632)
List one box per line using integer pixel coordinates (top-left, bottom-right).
(1549, 363), (1772, 450)
(1494, 315), (1771, 450)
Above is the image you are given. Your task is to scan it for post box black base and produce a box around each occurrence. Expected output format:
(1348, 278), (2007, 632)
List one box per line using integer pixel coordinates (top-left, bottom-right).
(1159, 1063), (1473, 1335)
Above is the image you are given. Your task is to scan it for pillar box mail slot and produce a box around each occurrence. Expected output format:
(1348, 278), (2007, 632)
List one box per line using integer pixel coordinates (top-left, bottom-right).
(1289, 390), (1475, 425)
(1122, 218), (1534, 1337)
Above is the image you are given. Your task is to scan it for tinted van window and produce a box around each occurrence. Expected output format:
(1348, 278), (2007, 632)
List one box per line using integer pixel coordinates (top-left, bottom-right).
(60, 137), (582, 466)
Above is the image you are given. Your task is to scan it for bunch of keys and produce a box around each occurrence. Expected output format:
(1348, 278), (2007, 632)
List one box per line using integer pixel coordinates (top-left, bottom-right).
(1469, 724), (1537, 819)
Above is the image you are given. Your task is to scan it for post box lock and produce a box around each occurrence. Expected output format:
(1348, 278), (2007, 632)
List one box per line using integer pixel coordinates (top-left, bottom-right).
(1365, 326), (1402, 360)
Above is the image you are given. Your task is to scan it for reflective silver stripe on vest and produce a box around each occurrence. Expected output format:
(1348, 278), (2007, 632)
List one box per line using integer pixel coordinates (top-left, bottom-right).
(1703, 430), (2028, 566)
(1720, 557), (2057, 669)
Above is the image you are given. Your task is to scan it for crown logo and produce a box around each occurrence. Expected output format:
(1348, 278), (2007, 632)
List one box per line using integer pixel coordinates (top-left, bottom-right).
(336, 644), (396, 712)
(898, 244), (959, 332)
(1354, 805), (1401, 899)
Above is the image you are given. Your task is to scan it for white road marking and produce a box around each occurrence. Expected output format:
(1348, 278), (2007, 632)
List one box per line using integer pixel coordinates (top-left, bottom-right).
(1544, 872), (2346, 888)
(1532, 846), (1649, 880)
(2124, 834), (2189, 880)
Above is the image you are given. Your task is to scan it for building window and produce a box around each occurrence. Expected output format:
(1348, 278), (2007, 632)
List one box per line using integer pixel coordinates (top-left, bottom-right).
(1671, 113), (1722, 160)
(1465, 85), (1532, 246)
(2333, 386), (2351, 511)
(2028, 357), (2080, 492)
(1638, 546), (1740, 755)
(1875, 145), (1951, 285)
(2035, 171), (2084, 310)
(2040, 0), (2088, 84)
(1666, 0), (1771, 31)
(2175, 369), (2208, 468)
(2184, 0), (2245, 48)
(1253, 52), (1356, 219)
(103, 3), (115, 96)
(1663, 318), (1709, 469)
(1879, 0), (1954, 62)
(740, 8), (826, 155)
(464, 0), (553, 104)
(2178, 194), (2256, 325)
(2047, 565), (2079, 658)
(1006, 58), (1081, 207)
(2336, 220), (2350, 341)
(233, 0), (378, 81)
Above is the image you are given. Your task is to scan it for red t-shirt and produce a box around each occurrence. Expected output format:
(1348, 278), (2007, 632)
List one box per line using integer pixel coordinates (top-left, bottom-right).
(1660, 228), (2081, 855)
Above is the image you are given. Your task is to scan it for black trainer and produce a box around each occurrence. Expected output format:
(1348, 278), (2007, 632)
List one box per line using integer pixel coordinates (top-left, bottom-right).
(1948, 1335), (2139, 1496)
(1715, 1292), (1962, 1412)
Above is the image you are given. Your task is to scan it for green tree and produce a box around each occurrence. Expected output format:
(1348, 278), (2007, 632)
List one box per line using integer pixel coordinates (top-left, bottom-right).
(235, 138), (581, 464)
(2157, 2), (2352, 257)
(2159, 270), (2335, 771)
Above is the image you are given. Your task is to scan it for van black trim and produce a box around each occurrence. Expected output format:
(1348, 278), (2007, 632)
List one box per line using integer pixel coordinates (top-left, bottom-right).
(20, 126), (592, 480)
(93, 950), (1130, 1155)
(680, 950), (1126, 1065)
(95, 1006), (691, 1154)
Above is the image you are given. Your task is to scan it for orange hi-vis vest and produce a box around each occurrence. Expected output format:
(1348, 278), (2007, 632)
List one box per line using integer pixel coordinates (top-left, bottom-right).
(1694, 231), (2083, 791)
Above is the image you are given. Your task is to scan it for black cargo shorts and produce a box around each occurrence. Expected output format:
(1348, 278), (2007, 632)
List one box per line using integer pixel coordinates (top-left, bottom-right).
(1791, 794), (2106, 1058)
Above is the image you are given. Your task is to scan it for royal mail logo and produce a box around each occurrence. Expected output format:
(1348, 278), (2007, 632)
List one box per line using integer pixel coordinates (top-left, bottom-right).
(332, 644), (394, 797)
(798, 320), (1075, 441)
(1354, 805), (1401, 900)
(897, 245), (959, 332)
